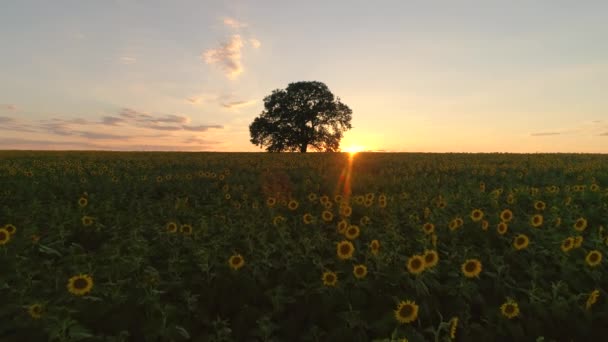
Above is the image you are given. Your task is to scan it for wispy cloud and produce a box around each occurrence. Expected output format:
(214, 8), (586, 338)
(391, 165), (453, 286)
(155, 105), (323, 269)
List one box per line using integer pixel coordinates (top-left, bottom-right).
(249, 38), (261, 49)
(223, 17), (247, 29)
(0, 104), (17, 111)
(530, 132), (561, 136)
(222, 100), (256, 109)
(600, 132), (608, 136)
(203, 35), (244, 79)
(183, 124), (223, 132)
(120, 56), (137, 64)
(101, 116), (127, 125)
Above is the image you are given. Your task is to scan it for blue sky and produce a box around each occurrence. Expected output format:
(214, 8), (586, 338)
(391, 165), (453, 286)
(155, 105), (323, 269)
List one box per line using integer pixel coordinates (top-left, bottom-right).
(1, 0), (607, 152)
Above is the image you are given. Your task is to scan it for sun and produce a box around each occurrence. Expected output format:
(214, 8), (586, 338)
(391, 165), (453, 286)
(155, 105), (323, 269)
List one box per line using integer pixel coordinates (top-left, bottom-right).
(342, 145), (365, 155)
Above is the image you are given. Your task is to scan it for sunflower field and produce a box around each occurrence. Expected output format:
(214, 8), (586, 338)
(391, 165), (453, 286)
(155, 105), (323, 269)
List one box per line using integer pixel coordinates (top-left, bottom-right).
(1, 151), (607, 341)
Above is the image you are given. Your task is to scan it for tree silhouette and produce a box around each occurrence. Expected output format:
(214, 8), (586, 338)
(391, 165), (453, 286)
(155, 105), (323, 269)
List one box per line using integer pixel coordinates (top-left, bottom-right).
(249, 81), (352, 152)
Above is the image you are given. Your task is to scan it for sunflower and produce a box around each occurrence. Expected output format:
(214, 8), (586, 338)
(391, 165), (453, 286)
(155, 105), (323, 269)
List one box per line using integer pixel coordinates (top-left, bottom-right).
(266, 197), (276, 207)
(573, 218), (587, 232)
(534, 200), (546, 211)
(180, 224), (193, 235)
(345, 225), (360, 240)
(500, 209), (513, 222)
(353, 264), (368, 279)
(461, 259), (482, 278)
(224, 193), (231, 200)
(4, 224), (16, 235)
(166, 222), (178, 233)
(272, 215), (285, 226)
(322, 271), (338, 286)
(394, 300), (419, 324)
(455, 217), (464, 227)
(308, 193), (318, 202)
(287, 199), (299, 210)
(407, 255), (426, 275)
(363, 199), (373, 208)
(0, 230), (12, 247)
(573, 236), (584, 248)
(337, 219), (349, 234)
(497, 222), (508, 235)
(561, 237), (575, 252)
(359, 216), (371, 226)
(324, 201), (333, 210)
(339, 205), (352, 217)
(422, 222), (435, 235)
(481, 220), (489, 231)
(67, 274), (94, 296)
(321, 210), (334, 222)
(228, 254), (245, 270)
(513, 234), (530, 250)
(27, 304), (43, 319)
(319, 195), (330, 205)
(590, 184), (600, 192)
(423, 250), (439, 269)
(500, 299), (520, 319)
(449, 317), (458, 339)
(586, 250), (602, 267)
(337, 240), (355, 260)
(77, 197), (88, 207)
(303, 213), (314, 224)
(81, 216), (94, 227)
(530, 214), (543, 228)
(448, 219), (459, 231)
(334, 194), (343, 203)
(370, 239), (380, 255)
(586, 289), (600, 310)
(470, 209), (484, 222)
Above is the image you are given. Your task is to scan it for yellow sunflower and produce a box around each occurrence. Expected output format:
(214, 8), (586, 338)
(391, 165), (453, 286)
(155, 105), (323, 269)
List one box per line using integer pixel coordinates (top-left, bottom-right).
(337, 219), (349, 234)
(500, 299), (520, 319)
(353, 264), (368, 279)
(359, 216), (371, 226)
(0, 228), (11, 245)
(272, 215), (286, 226)
(319, 195), (330, 205)
(287, 199), (299, 210)
(228, 254), (245, 270)
(461, 259), (482, 278)
(180, 224), (193, 235)
(449, 317), (458, 339)
(422, 222), (435, 235)
(448, 219), (459, 231)
(573, 218), (587, 232)
(394, 300), (419, 324)
(423, 250), (439, 269)
(407, 255), (426, 275)
(500, 209), (513, 222)
(81, 216), (94, 227)
(322, 271), (338, 287)
(4, 224), (17, 235)
(166, 221), (178, 233)
(497, 222), (509, 235)
(586, 289), (600, 310)
(533, 200), (546, 211)
(586, 250), (602, 267)
(27, 304), (43, 319)
(321, 210), (334, 222)
(530, 214), (543, 228)
(337, 240), (355, 260)
(266, 197), (276, 207)
(345, 225), (360, 240)
(513, 234), (530, 250)
(308, 193), (318, 202)
(340, 205), (353, 217)
(302, 213), (314, 224)
(573, 236), (584, 248)
(561, 237), (575, 252)
(481, 220), (489, 231)
(470, 209), (484, 222)
(369, 239), (380, 255)
(67, 274), (94, 296)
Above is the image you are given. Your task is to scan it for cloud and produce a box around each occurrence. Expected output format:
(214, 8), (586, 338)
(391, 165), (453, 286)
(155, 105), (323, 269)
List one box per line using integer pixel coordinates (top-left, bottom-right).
(530, 132), (561, 136)
(249, 38), (261, 49)
(0, 104), (17, 111)
(223, 17), (247, 29)
(203, 35), (244, 79)
(182, 124), (223, 132)
(600, 132), (608, 136)
(78, 131), (130, 140)
(221, 100), (256, 109)
(101, 116), (127, 125)
(0, 116), (15, 124)
(120, 56), (136, 64)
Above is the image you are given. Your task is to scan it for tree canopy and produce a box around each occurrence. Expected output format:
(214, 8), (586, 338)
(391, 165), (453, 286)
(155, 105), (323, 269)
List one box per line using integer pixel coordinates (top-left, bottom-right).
(249, 81), (352, 152)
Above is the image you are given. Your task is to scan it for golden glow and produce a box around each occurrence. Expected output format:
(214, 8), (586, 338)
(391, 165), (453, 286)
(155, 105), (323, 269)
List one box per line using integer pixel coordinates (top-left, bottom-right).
(342, 145), (365, 155)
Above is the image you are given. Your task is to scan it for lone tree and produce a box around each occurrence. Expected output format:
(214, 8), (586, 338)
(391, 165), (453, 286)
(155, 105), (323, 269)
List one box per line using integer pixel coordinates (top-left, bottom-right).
(249, 81), (352, 152)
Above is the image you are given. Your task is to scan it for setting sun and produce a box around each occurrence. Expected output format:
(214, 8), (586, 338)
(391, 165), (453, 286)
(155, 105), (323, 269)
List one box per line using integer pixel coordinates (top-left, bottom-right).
(342, 145), (365, 154)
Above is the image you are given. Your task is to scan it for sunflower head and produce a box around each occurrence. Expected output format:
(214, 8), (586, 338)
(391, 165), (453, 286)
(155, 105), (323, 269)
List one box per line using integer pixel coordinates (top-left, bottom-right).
(337, 219), (349, 234)
(461, 259), (482, 278)
(359, 216), (371, 226)
(573, 236), (584, 248)
(303, 213), (314, 224)
(423, 250), (439, 269)
(340, 205), (353, 217)
(266, 197), (276, 207)
(0, 228), (11, 245)
(78, 197), (88, 207)
(4, 224), (17, 235)
(345, 225), (360, 240)
(394, 300), (419, 324)
(513, 234), (530, 250)
(573, 218), (587, 232)
(586, 250), (603, 267)
(228, 254), (245, 270)
(321, 210), (334, 222)
(287, 199), (299, 210)
(180, 224), (193, 235)
(534, 200), (546, 211)
(500, 209), (513, 222)
(449, 317), (458, 339)
(353, 264), (368, 279)
(308, 193), (318, 202)
(422, 222), (435, 235)
(27, 304), (43, 319)
(586, 289), (600, 310)
(481, 220), (489, 231)
(470, 209), (484, 222)
(166, 222), (178, 233)
(497, 222), (508, 235)
(369, 239), (380, 255)
(322, 271), (338, 287)
(337, 240), (355, 260)
(530, 214), (543, 228)
(81, 216), (94, 227)
(500, 299), (520, 319)
(407, 255), (426, 275)
(561, 237), (575, 252)
(67, 274), (94, 296)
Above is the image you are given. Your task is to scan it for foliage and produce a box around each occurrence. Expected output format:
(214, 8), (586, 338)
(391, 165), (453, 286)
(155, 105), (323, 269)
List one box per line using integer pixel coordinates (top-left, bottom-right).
(249, 81), (352, 152)
(0, 151), (607, 341)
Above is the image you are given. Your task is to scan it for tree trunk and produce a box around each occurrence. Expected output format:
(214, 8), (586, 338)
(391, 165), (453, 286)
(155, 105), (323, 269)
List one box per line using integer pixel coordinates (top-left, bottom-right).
(300, 142), (307, 153)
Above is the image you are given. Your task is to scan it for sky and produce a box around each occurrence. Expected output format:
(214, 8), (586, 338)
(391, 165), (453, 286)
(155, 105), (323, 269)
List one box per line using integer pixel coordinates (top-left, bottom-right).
(1, 0), (607, 153)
